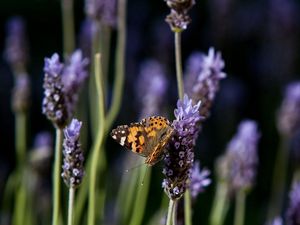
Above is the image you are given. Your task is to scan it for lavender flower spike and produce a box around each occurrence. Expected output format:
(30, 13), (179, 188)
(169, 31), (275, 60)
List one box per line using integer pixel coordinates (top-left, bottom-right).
(62, 119), (85, 188)
(162, 94), (202, 200)
(190, 160), (211, 199)
(62, 50), (89, 116)
(286, 182), (300, 225)
(184, 48), (226, 118)
(4, 17), (29, 73)
(42, 53), (68, 128)
(277, 81), (300, 138)
(217, 120), (260, 193)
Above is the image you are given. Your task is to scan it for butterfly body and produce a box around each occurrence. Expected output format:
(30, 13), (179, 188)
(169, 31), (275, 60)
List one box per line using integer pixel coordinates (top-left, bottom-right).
(111, 116), (174, 166)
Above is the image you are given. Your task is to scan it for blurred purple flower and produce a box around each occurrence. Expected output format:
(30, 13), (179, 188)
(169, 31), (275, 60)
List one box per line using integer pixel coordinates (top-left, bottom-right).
(286, 182), (300, 225)
(4, 16), (29, 72)
(190, 160), (211, 198)
(62, 119), (85, 188)
(184, 48), (226, 118)
(136, 59), (168, 118)
(42, 53), (69, 128)
(12, 73), (30, 113)
(62, 50), (89, 94)
(79, 19), (93, 58)
(217, 120), (260, 192)
(162, 94), (202, 200)
(85, 0), (117, 27)
(277, 82), (300, 138)
(267, 217), (283, 225)
(34, 132), (53, 149)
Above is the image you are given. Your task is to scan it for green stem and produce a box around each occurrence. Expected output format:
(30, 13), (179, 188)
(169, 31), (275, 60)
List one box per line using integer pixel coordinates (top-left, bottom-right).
(166, 200), (175, 225)
(172, 200), (178, 225)
(129, 167), (151, 225)
(184, 190), (192, 225)
(105, 0), (126, 131)
(88, 54), (106, 225)
(61, 0), (75, 57)
(13, 175), (26, 225)
(52, 128), (63, 225)
(210, 181), (229, 225)
(234, 189), (246, 225)
(68, 187), (75, 225)
(267, 137), (289, 219)
(174, 32), (184, 100)
(16, 112), (26, 167)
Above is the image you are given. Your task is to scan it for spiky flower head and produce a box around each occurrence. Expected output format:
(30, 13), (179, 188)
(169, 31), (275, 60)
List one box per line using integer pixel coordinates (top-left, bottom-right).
(165, 0), (196, 32)
(190, 160), (211, 198)
(136, 60), (168, 118)
(11, 73), (30, 113)
(277, 82), (300, 138)
(184, 48), (226, 119)
(85, 0), (117, 27)
(62, 119), (85, 188)
(286, 182), (300, 225)
(42, 53), (68, 128)
(162, 94), (202, 200)
(216, 120), (260, 193)
(4, 16), (29, 73)
(62, 50), (89, 116)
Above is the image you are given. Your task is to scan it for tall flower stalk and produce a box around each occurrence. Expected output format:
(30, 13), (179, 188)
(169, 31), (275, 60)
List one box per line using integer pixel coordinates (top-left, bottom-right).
(211, 120), (260, 225)
(42, 51), (88, 225)
(268, 82), (300, 219)
(164, 1), (196, 224)
(87, 54), (105, 225)
(61, 119), (85, 225)
(162, 95), (202, 225)
(61, 0), (75, 57)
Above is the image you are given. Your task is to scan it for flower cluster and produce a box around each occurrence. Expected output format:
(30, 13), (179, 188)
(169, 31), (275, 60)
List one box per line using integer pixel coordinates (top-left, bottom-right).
(85, 0), (117, 27)
(184, 48), (226, 119)
(190, 160), (211, 199)
(286, 182), (300, 225)
(42, 51), (89, 128)
(216, 120), (260, 193)
(164, 0), (195, 32)
(61, 119), (85, 188)
(4, 16), (29, 73)
(136, 60), (168, 118)
(277, 82), (300, 138)
(162, 94), (202, 200)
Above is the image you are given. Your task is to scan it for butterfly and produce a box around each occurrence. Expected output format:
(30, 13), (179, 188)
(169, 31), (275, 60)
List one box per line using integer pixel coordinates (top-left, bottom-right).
(110, 116), (174, 166)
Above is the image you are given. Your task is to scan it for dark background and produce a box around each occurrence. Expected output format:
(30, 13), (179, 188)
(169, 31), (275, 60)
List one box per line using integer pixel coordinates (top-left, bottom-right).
(0, 0), (300, 224)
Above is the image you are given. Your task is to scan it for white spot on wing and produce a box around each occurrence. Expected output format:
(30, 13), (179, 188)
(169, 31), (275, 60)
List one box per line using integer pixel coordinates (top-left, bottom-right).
(112, 135), (117, 139)
(120, 136), (126, 146)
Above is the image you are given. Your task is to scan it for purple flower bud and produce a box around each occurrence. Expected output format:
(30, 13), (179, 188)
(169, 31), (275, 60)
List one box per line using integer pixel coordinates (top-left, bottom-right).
(136, 60), (168, 118)
(162, 94), (202, 200)
(217, 120), (260, 193)
(42, 53), (69, 128)
(4, 17), (29, 72)
(164, 0), (196, 32)
(190, 160), (211, 198)
(62, 119), (85, 188)
(286, 182), (300, 225)
(184, 48), (226, 119)
(277, 82), (300, 138)
(79, 19), (93, 58)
